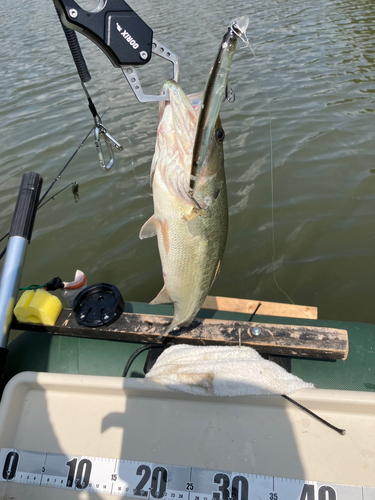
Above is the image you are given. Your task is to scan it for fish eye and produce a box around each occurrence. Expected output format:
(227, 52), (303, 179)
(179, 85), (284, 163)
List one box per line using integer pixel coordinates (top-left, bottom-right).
(216, 128), (225, 142)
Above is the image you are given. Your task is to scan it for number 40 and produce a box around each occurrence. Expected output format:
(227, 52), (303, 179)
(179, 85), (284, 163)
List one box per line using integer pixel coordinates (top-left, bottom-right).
(300, 484), (336, 500)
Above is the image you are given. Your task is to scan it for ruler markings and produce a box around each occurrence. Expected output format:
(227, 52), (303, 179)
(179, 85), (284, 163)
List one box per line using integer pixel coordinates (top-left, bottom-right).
(0, 448), (373, 499)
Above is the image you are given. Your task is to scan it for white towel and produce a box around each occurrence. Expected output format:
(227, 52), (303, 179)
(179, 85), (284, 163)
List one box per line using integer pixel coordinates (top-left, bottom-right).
(146, 344), (314, 396)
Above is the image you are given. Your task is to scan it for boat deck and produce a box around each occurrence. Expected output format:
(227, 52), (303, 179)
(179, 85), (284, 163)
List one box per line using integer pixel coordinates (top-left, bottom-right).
(5, 300), (374, 393)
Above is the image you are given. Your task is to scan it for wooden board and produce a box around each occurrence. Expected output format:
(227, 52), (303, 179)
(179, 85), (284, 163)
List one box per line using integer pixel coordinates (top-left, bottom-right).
(11, 309), (348, 360)
(203, 296), (318, 319)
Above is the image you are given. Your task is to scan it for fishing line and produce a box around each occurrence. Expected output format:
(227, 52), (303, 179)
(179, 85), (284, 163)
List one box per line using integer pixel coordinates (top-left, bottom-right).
(267, 92), (295, 305)
(266, 91), (310, 318)
(237, 41), (301, 312)
(235, 37), (309, 318)
(37, 182), (77, 210)
(118, 131), (152, 198)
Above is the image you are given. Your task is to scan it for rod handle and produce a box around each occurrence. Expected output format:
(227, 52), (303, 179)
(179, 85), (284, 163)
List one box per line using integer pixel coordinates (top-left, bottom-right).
(0, 348), (8, 380)
(9, 172), (43, 242)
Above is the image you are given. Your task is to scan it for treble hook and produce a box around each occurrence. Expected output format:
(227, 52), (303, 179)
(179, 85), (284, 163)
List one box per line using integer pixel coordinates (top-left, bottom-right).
(224, 84), (235, 103)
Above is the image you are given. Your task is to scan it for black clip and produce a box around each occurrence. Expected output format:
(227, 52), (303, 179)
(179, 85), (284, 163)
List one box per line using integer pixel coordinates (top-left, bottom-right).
(53, 0), (180, 102)
(53, 0), (153, 68)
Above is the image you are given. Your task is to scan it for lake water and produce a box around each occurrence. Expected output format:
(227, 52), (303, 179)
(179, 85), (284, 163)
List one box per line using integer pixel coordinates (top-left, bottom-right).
(1, 0), (375, 324)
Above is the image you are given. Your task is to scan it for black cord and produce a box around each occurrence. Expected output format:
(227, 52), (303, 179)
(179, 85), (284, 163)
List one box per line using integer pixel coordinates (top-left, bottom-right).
(122, 344), (163, 377)
(249, 302), (262, 322)
(282, 394), (346, 436)
(56, 7), (91, 83)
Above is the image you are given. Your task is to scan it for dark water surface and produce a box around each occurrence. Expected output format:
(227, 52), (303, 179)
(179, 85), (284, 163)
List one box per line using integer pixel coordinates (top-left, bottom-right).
(1, 0), (375, 324)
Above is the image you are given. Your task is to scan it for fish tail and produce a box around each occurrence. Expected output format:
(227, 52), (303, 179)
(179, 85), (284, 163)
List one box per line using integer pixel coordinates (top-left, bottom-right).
(156, 307), (197, 340)
(156, 319), (180, 340)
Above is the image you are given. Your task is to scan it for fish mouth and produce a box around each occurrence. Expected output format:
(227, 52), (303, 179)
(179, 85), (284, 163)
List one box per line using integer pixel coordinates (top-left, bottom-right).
(157, 69), (224, 203)
(157, 80), (207, 169)
(158, 80), (201, 123)
(153, 80), (203, 200)
(154, 80), (224, 206)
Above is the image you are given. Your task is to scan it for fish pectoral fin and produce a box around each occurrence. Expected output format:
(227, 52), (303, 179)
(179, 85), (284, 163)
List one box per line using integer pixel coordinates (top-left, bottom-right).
(150, 285), (172, 305)
(183, 208), (200, 221)
(182, 207), (210, 221)
(139, 214), (159, 239)
(212, 260), (222, 284)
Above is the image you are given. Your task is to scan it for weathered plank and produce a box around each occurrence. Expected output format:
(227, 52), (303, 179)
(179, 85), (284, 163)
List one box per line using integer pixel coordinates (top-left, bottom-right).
(203, 296), (318, 319)
(11, 309), (348, 360)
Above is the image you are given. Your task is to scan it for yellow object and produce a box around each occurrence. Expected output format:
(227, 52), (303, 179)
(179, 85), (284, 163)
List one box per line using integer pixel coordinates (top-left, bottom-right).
(13, 290), (36, 323)
(14, 289), (62, 326)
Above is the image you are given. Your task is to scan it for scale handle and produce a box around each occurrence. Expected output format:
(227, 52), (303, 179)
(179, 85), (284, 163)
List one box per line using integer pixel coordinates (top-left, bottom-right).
(9, 172), (43, 242)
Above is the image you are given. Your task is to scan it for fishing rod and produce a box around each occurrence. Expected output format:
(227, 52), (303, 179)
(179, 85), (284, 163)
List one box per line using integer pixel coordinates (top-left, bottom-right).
(37, 115), (100, 207)
(0, 181), (74, 250)
(0, 118), (101, 260)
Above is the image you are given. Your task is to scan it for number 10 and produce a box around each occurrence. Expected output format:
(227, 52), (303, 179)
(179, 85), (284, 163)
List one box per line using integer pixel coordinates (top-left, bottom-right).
(66, 458), (92, 489)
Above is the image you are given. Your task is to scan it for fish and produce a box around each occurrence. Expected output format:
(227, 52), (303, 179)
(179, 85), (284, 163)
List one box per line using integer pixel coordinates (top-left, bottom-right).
(140, 80), (228, 335)
(140, 16), (249, 337)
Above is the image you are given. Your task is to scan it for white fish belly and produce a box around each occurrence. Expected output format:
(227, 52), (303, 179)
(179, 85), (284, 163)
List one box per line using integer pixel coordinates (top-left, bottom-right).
(153, 166), (227, 328)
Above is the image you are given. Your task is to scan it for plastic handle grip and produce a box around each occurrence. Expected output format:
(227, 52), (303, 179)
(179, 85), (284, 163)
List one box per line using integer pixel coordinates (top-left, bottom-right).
(9, 172), (43, 242)
(0, 347), (8, 382)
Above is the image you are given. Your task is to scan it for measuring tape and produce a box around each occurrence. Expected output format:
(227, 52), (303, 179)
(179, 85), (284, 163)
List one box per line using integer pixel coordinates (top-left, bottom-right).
(0, 448), (373, 499)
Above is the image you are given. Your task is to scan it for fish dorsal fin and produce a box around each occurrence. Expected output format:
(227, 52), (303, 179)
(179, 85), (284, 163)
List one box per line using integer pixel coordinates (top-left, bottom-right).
(150, 285), (172, 305)
(139, 215), (159, 239)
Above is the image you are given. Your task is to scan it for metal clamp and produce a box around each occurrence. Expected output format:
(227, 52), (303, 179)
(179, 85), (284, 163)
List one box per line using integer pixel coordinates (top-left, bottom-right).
(54, 0), (180, 103)
(122, 39), (180, 102)
(94, 120), (124, 171)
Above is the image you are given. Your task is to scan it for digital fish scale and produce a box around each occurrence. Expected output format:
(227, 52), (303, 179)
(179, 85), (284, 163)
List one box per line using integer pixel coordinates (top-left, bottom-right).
(0, 448), (374, 499)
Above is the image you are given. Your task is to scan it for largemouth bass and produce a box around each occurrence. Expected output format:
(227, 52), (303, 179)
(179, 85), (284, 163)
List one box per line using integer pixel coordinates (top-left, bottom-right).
(140, 17), (249, 336)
